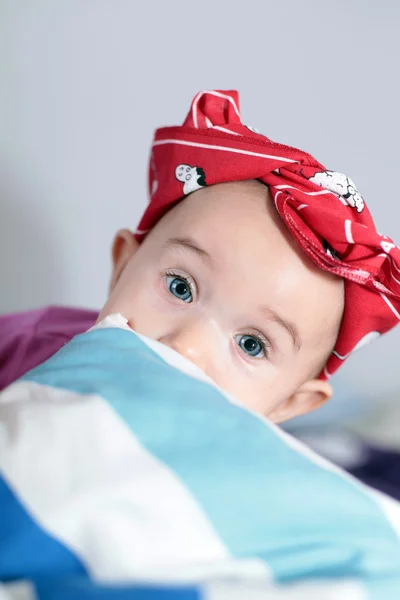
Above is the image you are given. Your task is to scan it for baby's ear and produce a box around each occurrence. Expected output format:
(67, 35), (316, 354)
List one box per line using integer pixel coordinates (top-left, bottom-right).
(109, 229), (140, 292)
(268, 379), (333, 424)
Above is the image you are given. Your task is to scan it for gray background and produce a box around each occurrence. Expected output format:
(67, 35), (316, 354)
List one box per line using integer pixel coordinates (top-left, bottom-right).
(0, 0), (398, 404)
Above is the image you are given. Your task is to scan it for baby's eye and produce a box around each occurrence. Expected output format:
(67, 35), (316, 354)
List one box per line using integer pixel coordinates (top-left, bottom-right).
(235, 334), (266, 359)
(166, 275), (193, 303)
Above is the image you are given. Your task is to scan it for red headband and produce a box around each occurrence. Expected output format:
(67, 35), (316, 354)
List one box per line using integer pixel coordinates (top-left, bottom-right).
(135, 90), (400, 378)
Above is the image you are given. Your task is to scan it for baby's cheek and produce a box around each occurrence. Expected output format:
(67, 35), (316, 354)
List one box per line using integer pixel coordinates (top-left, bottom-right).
(131, 282), (194, 341)
(124, 292), (164, 337)
(106, 277), (152, 332)
(222, 369), (288, 416)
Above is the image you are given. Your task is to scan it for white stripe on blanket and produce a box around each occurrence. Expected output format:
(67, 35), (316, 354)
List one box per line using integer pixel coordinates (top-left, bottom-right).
(0, 381), (269, 582)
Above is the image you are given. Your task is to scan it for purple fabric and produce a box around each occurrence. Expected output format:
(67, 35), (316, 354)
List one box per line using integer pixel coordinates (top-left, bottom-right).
(0, 306), (98, 392)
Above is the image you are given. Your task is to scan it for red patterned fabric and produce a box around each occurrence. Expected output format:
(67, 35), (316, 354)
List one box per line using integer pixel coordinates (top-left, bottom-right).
(135, 90), (400, 378)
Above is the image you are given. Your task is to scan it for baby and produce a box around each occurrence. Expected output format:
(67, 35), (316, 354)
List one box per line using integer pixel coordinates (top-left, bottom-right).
(1, 89), (400, 423)
(101, 180), (343, 421)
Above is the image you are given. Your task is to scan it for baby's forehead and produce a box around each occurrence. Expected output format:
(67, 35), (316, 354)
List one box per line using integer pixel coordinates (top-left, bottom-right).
(167, 181), (300, 261)
(163, 182), (320, 279)
(170, 180), (272, 229)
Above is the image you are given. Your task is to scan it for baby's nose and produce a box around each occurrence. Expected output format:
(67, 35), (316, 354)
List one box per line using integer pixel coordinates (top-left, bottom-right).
(158, 321), (212, 374)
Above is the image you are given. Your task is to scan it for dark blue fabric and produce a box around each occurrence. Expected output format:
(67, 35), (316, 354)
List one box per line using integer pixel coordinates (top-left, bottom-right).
(35, 577), (201, 600)
(0, 476), (86, 581)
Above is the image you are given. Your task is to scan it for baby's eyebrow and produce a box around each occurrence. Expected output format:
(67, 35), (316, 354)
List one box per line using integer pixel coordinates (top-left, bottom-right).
(165, 237), (212, 263)
(260, 307), (302, 352)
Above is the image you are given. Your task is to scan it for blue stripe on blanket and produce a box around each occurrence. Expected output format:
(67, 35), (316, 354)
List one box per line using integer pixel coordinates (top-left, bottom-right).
(0, 476), (86, 581)
(22, 327), (400, 582)
(34, 577), (200, 600)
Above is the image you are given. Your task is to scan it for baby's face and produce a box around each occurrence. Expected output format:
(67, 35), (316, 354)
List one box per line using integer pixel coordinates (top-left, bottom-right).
(100, 181), (344, 421)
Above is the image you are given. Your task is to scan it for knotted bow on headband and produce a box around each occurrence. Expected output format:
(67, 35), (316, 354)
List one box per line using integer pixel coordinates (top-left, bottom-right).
(135, 90), (400, 378)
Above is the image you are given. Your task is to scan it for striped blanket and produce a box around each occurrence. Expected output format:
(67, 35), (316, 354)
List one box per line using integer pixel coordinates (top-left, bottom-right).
(0, 315), (399, 599)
